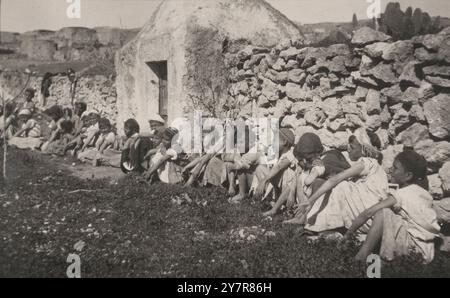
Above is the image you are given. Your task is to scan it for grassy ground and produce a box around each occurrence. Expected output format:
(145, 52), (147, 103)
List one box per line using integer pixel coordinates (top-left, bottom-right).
(1, 148), (449, 278)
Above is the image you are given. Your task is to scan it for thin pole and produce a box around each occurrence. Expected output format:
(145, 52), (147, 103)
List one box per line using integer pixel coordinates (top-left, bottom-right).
(2, 92), (6, 180)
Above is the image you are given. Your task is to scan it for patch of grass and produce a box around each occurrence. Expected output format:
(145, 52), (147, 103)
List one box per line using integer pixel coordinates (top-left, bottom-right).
(0, 148), (449, 278)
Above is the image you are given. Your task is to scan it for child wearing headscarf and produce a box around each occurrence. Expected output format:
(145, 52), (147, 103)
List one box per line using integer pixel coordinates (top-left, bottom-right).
(291, 129), (389, 235)
(345, 149), (440, 264)
(8, 109), (43, 150)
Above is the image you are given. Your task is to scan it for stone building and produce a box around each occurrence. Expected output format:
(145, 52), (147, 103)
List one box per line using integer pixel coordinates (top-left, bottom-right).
(114, 0), (303, 131)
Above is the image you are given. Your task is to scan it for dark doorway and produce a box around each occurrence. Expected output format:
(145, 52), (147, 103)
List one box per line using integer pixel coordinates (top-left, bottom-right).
(147, 61), (168, 120)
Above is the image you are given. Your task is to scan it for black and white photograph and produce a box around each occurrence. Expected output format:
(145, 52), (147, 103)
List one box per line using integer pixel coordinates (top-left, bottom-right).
(0, 0), (450, 281)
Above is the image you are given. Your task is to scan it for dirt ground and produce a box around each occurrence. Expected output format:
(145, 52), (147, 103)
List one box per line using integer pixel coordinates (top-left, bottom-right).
(1, 148), (449, 278)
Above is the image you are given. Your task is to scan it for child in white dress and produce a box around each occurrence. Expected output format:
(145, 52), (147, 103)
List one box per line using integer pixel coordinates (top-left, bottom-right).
(345, 149), (441, 263)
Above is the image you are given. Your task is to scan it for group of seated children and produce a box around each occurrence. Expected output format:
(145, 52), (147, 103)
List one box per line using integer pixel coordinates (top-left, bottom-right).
(1, 91), (443, 264)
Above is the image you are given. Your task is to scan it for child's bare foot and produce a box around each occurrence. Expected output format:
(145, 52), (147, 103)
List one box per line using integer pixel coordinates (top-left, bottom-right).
(262, 209), (276, 217)
(229, 194), (246, 204)
(228, 186), (236, 196)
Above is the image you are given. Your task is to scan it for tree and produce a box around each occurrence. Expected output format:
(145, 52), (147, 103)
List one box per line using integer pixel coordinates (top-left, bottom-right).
(352, 13), (359, 29)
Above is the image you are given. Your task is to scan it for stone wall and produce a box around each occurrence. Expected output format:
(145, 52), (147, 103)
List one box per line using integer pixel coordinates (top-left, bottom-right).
(0, 71), (117, 125)
(227, 26), (450, 199)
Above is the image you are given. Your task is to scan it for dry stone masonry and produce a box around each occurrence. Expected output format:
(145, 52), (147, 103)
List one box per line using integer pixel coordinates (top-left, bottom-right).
(227, 26), (450, 199)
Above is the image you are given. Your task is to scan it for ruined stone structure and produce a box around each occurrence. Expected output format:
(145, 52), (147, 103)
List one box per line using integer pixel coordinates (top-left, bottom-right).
(228, 26), (450, 199)
(114, 0), (303, 131)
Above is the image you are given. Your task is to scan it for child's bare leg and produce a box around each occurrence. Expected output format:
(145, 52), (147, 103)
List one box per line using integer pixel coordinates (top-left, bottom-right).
(230, 171), (247, 203)
(226, 163), (236, 196)
(263, 188), (289, 217)
(355, 210), (384, 261)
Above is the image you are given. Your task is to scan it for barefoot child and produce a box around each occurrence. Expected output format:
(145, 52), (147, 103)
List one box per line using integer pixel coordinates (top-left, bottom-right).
(345, 150), (440, 263)
(292, 130), (388, 232)
(78, 118), (116, 165)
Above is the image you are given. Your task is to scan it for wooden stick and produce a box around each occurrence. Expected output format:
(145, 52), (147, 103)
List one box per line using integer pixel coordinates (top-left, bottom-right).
(68, 189), (104, 194)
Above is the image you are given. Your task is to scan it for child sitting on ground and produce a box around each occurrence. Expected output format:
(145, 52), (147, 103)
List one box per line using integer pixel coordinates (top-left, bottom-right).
(0, 103), (17, 142)
(289, 129), (388, 232)
(143, 127), (183, 184)
(8, 109), (42, 150)
(345, 149), (441, 264)
(77, 118), (116, 165)
(263, 132), (349, 218)
(64, 112), (100, 156)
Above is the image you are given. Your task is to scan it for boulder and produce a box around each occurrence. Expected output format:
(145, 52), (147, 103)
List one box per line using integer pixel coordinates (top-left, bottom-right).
(285, 82), (307, 101)
(437, 35), (450, 64)
(396, 123), (429, 147)
(376, 128), (390, 149)
(279, 47), (302, 61)
(281, 114), (302, 130)
(364, 42), (390, 58)
(261, 78), (279, 102)
(412, 34), (445, 51)
(367, 115), (382, 131)
(287, 69), (306, 84)
(440, 162), (450, 195)
(257, 95), (270, 108)
(414, 47), (438, 62)
(327, 44), (351, 57)
(272, 58), (286, 71)
(351, 71), (378, 88)
(433, 198), (450, 225)
(381, 85), (402, 104)
(429, 174), (444, 199)
(388, 108), (410, 135)
(264, 69), (288, 84)
(417, 82), (435, 104)
(351, 27), (392, 46)
(328, 118), (347, 132)
(346, 114), (364, 129)
(423, 94), (450, 139)
(399, 61), (421, 87)
(425, 76), (450, 88)
(381, 144), (404, 173)
(368, 63), (399, 85)
(380, 105), (392, 124)
(400, 87), (420, 105)
(354, 86), (369, 101)
(285, 60), (299, 70)
(423, 65), (450, 78)
(366, 89), (382, 115)
(414, 140), (450, 170)
(305, 109), (326, 128)
(409, 104), (426, 122)
(321, 97), (343, 120)
(381, 40), (414, 61)
(273, 98), (292, 118)
(317, 129), (349, 150)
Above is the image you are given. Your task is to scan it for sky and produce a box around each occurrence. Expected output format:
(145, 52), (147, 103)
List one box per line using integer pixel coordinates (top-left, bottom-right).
(1, 0), (450, 33)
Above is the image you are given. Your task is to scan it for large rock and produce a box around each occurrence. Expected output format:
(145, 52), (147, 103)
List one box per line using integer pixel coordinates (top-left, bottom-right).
(381, 85), (402, 104)
(261, 78), (280, 102)
(368, 63), (399, 85)
(439, 162), (450, 194)
(316, 128), (349, 150)
(422, 65), (450, 78)
(376, 128), (390, 149)
(425, 76), (450, 88)
(380, 105), (392, 124)
(400, 87), (420, 105)
(351, 27), (392, 46)
(364, 42), (390, 58)
(396, 123), (429, 147)
(437, 35), (450, 64)
(285, 83), (307, 101)
(429, 174), (444, 199)
(414, 140), (450, 170)
(305, 109), (326, 128)
(412, 34), (445, 51)
(320, 97), (343, 120)
(409, 104), (426, 122)
(414, 47), (438, 62)
(366, 115), (382, 131)
(279, 47), (302, 61)
(264, 69), (288, 84)
(287, 69), (306, 84)
(291, 101), (315, 116)
(351, 71), (378, 88)
(366, 89), (382, 115)
(388, 108), (410, 135)
(399, 61), (421, 87)
(381, 40), (414, 61)
(281, 114), (303, 130)
(433, 198), (450, 225)
(423, 94), (450, 139)
(381, 144), (404, 173)
(354, 86), (369, 101)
